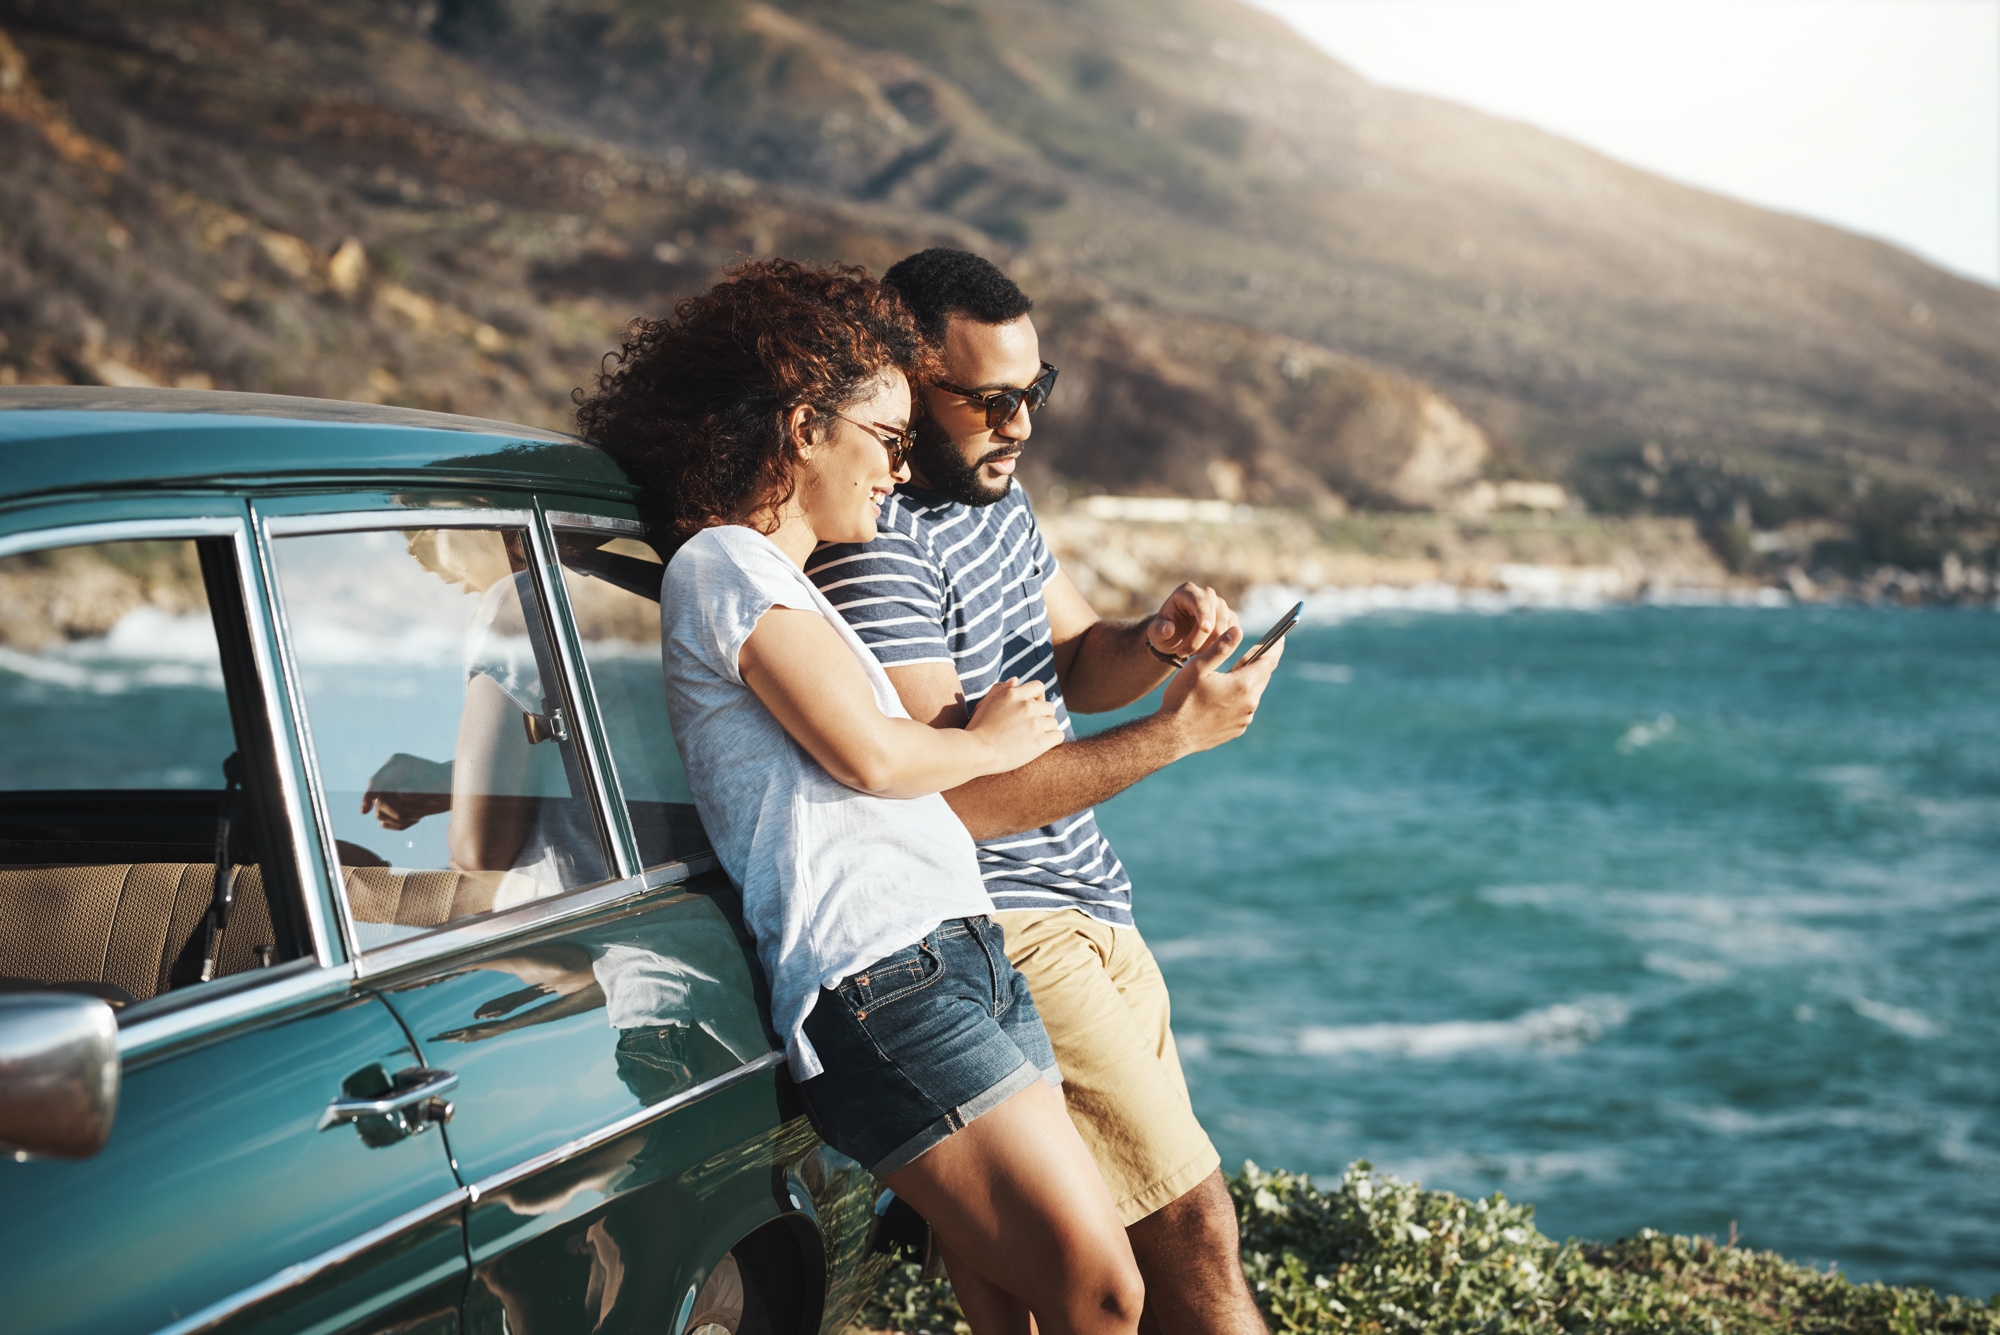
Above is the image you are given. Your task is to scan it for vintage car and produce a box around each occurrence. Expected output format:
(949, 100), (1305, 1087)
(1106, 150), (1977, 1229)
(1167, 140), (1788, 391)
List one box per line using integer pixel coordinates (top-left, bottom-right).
(0, 386), (905, 1335)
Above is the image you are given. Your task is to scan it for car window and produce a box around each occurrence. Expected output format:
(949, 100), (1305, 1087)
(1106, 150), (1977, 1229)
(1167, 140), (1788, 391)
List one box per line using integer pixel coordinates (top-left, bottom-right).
(0, 536), (295, 1007)
(553, 528), (709, 868)
(270, 525), (611, 950)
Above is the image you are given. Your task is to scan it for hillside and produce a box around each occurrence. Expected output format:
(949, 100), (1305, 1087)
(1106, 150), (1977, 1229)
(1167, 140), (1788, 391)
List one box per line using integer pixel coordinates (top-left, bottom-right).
(2, 0), (1997, 588)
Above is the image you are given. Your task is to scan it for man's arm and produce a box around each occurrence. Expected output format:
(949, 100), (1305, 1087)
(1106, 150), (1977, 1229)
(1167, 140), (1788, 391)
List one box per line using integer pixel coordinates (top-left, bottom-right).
(886, 626), (1284, 841)
(1045, 570), (1237, 714)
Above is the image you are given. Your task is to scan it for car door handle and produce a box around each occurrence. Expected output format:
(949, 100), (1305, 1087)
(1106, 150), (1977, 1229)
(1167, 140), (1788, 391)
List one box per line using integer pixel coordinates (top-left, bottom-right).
(319, 1066), (458, 1138)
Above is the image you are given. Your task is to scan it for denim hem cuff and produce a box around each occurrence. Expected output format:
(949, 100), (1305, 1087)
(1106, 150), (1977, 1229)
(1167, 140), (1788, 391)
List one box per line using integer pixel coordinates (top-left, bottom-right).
(868, 1059), (1042, 1178)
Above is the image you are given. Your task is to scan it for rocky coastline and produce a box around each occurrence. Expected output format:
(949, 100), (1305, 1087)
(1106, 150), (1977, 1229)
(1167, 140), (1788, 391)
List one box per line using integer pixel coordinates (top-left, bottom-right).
(1035, 498), (1997, 619)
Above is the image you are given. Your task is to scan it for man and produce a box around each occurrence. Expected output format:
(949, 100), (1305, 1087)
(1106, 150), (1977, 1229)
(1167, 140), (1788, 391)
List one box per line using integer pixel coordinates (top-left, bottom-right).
(807, 248), (1281, 1335)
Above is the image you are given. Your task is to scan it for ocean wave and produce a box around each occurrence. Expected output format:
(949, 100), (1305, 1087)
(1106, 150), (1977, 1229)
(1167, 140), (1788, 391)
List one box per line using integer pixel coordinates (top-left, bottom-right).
(1241, 576), (1791, 625)
(1641, 951), (1730, 984)
(0, 608), (225, 693)
(1669, 1102), (1912, 1137)
(1374, 1147), (1624, 1190)
(1150, 934), (1276, 963)
(1850, 996), (1948, 1039)
(1617, 713), (1677, 753)
(286, 618), (466, 667)
(1937, 1116), (2000, 1172)
(1214, 997), (1630, 1061)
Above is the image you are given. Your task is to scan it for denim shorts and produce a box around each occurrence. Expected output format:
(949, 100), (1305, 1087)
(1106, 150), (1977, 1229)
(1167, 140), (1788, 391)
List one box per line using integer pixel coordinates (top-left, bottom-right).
(797, 916), (1061, 1177)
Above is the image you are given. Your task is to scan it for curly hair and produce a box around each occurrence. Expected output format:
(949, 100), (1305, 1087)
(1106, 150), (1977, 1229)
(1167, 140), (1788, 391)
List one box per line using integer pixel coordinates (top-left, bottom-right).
(574, 258), (939, 542)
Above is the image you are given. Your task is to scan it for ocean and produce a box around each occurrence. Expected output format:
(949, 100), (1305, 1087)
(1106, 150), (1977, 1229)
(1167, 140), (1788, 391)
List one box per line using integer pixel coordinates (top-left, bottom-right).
(1083, 602), (2000, 1299)
(8, 590), (1995, 1298)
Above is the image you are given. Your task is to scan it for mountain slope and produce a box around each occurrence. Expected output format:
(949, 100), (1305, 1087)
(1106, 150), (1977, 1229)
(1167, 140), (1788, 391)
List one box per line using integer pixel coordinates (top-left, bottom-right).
(3, 0), (1996, 579)
(437, 0), (1999, 481)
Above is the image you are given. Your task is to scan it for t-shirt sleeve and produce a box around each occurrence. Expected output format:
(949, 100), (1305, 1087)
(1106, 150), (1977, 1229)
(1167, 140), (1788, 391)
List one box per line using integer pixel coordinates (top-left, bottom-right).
(1024, 501), (1059, 588)
(667, 529), (822, 686)
(463, 574), (544, 714)
(806, 524), (952, 668)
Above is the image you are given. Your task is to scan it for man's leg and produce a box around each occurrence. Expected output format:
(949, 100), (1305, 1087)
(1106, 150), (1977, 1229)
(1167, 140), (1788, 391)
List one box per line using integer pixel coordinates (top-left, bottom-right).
(1126, 1169), (1260, 1335)
(994, 910), (1266, 1335)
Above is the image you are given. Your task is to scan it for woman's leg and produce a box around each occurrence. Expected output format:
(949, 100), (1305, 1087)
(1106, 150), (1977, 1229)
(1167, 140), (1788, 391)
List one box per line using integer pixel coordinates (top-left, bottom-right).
(940, 1241), (1034, 1335)
(884, 1078), (1142, 1335)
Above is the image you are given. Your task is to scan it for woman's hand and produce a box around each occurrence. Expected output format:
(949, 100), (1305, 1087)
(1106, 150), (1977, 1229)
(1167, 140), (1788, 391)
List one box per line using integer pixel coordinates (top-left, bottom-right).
(741, 609), (1060, 797)
(966, 678), (1064, 772)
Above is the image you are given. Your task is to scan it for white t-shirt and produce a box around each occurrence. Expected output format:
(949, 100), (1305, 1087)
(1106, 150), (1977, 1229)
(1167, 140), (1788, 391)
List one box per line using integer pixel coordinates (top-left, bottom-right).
(660, 525), (990, 1079)
(463, 574), (595, 908)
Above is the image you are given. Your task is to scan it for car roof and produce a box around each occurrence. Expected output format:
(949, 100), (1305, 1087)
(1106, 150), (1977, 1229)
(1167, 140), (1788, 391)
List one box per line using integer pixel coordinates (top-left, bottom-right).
(0, 386), (632, 501)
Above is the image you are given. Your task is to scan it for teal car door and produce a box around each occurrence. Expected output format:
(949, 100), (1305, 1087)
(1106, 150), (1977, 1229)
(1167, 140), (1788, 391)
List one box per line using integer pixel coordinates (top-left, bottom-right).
(375, 882), (804, 1335)
(259, 496), (833, 1335)
(0, 509), (467, 1335)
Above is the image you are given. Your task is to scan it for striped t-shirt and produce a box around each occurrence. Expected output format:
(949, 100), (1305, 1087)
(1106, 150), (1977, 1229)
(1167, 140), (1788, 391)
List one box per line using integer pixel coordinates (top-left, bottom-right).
(807, 484), (1135, 928)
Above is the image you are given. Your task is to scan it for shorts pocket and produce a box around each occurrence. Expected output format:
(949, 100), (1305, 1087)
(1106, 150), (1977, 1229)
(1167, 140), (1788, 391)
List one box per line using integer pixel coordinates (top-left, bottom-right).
(839, 940), (945, 1018)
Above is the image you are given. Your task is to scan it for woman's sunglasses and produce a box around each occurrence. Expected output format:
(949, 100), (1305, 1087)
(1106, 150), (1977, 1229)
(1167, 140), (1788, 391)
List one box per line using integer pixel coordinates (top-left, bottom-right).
(935, 362), (1059, 430)
(827, 411), (917, 470)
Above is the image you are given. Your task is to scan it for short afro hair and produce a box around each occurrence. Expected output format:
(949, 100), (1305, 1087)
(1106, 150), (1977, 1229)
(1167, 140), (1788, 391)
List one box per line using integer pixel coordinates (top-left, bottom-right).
(882, 248), (1033, 343)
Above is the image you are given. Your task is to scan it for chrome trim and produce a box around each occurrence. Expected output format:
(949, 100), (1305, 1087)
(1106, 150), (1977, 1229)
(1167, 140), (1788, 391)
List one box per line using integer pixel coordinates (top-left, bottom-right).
(646, 853), (718, 886)
(544, 510), (644, 535)
(527, 511), (632, 881)
(352, 856), (712, 978)
(256, 505), (365, 966)
(234, 518), (338, 969)
(466, 1050), (787, 1203)
(263, 508), (536, 537)
(145, 1186), (470, 1335)
(117, 960), (356, 1064)
(0, 515), (239, 561)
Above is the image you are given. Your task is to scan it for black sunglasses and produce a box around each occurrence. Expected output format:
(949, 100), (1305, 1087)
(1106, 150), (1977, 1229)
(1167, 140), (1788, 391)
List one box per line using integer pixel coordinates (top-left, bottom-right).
(827, 410), (917, 469)
(934, 362), (1059, 430)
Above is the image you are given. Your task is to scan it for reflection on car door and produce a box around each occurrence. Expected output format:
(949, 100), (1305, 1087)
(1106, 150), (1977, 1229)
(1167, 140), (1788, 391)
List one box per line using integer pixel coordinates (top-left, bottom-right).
(263, 500), (807, 1334)
(0, 513), (466, 1335)
(375, 884), (798, 1335)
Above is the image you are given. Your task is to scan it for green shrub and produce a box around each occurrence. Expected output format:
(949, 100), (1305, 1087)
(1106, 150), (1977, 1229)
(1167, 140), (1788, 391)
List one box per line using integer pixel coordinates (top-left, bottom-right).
(855, 1161), (2000, 1335)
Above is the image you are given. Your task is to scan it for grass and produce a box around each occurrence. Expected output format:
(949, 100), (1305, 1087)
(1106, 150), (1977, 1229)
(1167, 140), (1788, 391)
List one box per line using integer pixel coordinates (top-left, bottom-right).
(854, 1162), (1999, 1335)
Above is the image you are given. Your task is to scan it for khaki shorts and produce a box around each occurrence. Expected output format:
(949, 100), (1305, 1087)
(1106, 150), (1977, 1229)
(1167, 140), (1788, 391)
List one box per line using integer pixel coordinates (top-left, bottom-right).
(994, 907), (1220, 1226)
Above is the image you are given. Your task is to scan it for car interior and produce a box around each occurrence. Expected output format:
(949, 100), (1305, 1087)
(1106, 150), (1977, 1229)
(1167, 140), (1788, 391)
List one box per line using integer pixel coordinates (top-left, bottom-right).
(0, 536), (308, 1008)
(0, 520), (713, 1008)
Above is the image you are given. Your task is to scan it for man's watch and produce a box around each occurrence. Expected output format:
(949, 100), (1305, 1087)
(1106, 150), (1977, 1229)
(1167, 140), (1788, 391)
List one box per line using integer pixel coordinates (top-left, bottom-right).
(1146, 639), (1189, 669)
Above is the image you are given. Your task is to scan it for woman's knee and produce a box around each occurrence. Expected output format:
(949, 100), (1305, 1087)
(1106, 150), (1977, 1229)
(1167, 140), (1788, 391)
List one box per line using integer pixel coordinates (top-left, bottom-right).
(1063, 1250), (1145, 1334)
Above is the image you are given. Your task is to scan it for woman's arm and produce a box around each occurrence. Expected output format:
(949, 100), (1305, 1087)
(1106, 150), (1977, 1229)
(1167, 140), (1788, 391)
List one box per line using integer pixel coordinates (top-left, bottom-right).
(738, 606), (1062, 798)
(448, 672), (539, 871)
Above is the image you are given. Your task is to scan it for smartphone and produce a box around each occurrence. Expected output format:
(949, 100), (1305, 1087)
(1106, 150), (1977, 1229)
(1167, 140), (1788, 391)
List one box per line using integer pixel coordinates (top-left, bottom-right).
(1233, 600), (1303, 671)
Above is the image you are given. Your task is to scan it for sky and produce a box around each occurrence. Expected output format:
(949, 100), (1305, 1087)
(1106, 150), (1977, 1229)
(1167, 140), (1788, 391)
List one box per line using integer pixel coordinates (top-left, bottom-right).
(1248, 0), (2000, 286)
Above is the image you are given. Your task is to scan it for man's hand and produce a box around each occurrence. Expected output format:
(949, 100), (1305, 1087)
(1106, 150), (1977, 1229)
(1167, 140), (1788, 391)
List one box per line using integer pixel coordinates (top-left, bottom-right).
(361, 752), (454, 830)
(1146, 582), (1236, 661)
(1157, 622), (1285, 756)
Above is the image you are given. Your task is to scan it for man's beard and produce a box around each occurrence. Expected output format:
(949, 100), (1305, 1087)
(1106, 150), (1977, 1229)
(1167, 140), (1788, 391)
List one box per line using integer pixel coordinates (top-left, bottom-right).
(908, 415), (1016, 508)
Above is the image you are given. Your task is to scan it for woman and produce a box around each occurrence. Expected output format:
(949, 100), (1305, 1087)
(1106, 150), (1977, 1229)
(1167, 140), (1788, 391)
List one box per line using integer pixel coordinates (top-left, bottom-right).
(577, 259), (1143, 1335)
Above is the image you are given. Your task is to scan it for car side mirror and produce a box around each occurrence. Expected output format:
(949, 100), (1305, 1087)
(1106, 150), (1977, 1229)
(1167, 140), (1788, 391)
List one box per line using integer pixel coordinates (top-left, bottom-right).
(0, 992), (120, 1160)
